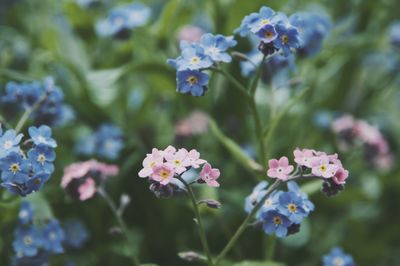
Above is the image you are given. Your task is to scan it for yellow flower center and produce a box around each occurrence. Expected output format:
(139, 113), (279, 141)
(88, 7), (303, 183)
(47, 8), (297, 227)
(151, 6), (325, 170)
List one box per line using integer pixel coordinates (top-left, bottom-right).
(37, 154), (46, 163)
(150, 161), (156, 168)
(281, 35), (289, 44)
(264, 31), (274, 38)
(288, 203), (297, 213)
(320, 165), (327, 172)
(160, 170), (170, 180)
(190, 56), (200, 64)
(187, 76), (198, 85)
(34, 178), (41, 185)
(173, 159), (181, 166)
(273, 216), (282, 225)
(23, 235), (33, 246)
(10, 163), (20, 174)
(333, 257), (344, 266)
(261, 19), (270, 26)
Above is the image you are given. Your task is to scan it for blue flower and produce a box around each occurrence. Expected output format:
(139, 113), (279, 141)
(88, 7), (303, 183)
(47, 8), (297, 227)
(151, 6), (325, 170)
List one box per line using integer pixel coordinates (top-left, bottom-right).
(273, 24), (301, 56)
(64, 219), (89, 249)
(261, 210), (291, 238)
(287, 181), (315, 214)
(175, 45), (214, 71)
(1, 172), (49, 196)
(18, 201), (33, 225)
(244, 181), (268, 213)
(2, 82), (24, 103)
(177, 70), (209, 96)
(289, 11), (331, 56)
(277, 191), (307, 224)
(125, 2), (151, 28)
(96, 124), (124, 160)
(42, 219), (65, 254)
(389, 21), (400, 48)
(200, 34), (237, 63)
(235, 12), (261, 36)
(248, 7), (279, 33)
(0, 152), (30, 183)
(28, 125), (57, 148)
(13, 226), (43, 257)
(0, 128), (23, 158)
(27, 144), (55, 174)
(259, 191), (281, 215)
(257, 24), (278, 43)
(322, 247), (355, 266)
(75, 135), (96, 156)
(11, 251), (49, 266)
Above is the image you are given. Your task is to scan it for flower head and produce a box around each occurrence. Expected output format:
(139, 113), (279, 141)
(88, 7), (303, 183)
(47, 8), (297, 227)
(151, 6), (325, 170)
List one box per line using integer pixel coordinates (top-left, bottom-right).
(200, 33), (237, 63)
(273, 24), (301, 56)
(13, 226), (43, 257)
(0, 128), (23, 158)
(18, 201), (33, 225)
(28, 125), (57, 148)
(64, 219), (89, 249)
(0, 152), (30, 183)
(42, 219), (65, 254)
(267, 156), (294, 180)
(278, 191), (307, 223)
(199, 163), (220, 187)
(151, 163), (175, 185)
(176, 70), (209, 96)
(27, 144), (56, 174)
(322, 247), (355, 266)
(261, 210), (291, 238)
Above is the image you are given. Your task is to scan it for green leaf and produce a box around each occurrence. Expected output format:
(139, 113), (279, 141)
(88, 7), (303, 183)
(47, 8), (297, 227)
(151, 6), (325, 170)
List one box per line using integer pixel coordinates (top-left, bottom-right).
(86, 66), (127, 107)
(209, 119), (263, 172)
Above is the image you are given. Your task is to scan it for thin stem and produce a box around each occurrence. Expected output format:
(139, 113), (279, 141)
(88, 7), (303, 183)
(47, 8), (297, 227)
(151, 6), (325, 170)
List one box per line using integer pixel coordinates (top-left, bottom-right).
(266, 235), (276, 260)
(97, 187), (140, 266)
(176, 176), (214, 266)
(14, 93), (48, 134)
(215, 179), (282, 265)
(249, 55), (266, 96)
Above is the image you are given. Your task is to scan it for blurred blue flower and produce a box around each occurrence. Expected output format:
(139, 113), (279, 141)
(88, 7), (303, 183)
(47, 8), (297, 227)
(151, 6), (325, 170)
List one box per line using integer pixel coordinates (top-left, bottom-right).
(173, 45), (213, 71)
(313, 110), (335, 130)
(240, 50), (264, 77)
(96, 2), (151, 39)
(18, 201), (33, 225)
(261, 210), (291, 238)
(322, 247), (355, 266)
(13, 226), (43, 257)
(64, 219), (89, 249)
(200, 34), (237, 63)
(277, 191), (307, 223)
(76, 0), (101, 8)
(244, 181), (268, 213)
(11, 251), (49, 266)
(290, 11), (331, 56)
(389, 21), (400, 48)
(235, 12), (259, 37)
(28, 144), (56, 174)
(0, 128), (23, 158)
(177, 70), (209, 96)
(0, 152), (30, 183)
(42, 219), (65, 254)
(28, 125), (57, 148)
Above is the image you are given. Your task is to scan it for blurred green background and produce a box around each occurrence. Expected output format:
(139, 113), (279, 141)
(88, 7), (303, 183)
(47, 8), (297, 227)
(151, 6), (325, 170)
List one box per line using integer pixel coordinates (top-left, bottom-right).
(1, 0), (400, 265)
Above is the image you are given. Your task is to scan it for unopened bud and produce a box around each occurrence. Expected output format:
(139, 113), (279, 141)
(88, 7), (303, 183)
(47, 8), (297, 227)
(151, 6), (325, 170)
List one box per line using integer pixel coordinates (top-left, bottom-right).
(197, 199), (222, 209)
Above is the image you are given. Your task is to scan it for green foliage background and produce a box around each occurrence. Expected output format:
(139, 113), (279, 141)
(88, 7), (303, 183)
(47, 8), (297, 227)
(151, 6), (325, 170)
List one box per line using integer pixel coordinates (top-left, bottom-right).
(0, 0), (400, 265)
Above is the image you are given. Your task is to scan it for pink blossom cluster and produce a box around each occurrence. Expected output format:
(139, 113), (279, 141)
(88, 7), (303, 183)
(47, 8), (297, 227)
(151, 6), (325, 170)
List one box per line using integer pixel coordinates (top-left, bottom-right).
(267, 148), (349, 185)
(61, 160), (119, 201)
(332, 115), (393, 170)
(175, 110), (209, 137)
(138, 146), (220, 187)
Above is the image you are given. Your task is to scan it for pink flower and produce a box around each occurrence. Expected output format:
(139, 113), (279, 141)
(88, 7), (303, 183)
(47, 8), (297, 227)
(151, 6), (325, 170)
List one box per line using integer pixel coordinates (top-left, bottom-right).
(78, 177), (96, 201)
(138, 148), (163, 178)
(177, 25), (204, 43)
(61, 160), (118, 201)
(165, 148), (190, 174)
(151, 163), (175, 185)
(186, 149), (206, 168)
(199, 163), (220, 187)
(162, 145), (177, 157)
(293, 148), (315, 168)
(311, 155), (339, 178)
(267, 156), (294, 180)
(175, 111), (209, 137)
(331, 115), (354, 133)
(332, 168), (349, 185)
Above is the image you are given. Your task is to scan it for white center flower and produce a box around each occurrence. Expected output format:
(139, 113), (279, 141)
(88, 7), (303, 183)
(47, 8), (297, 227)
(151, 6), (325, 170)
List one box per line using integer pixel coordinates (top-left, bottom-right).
(3, 140), (12, 149)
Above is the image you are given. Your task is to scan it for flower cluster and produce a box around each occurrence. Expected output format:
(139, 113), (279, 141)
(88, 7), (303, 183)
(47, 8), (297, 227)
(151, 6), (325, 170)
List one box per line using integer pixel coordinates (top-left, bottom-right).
(332, 115), (393, 171)
(0, 125), (57, 196)
(167, 34), (237, 96)
(235, 6), (301, 56)
(61, 159), (119, 201)
(12, 202), (65, 265)
(245, 181), (314, 238)
(75, 123), (124, 160)
(138, 146), (220, 198)
(267, 148), (349, 197)
(322, 247), (355, 266)
(96, 2), (151, 39)
(1, 77), (73, 127)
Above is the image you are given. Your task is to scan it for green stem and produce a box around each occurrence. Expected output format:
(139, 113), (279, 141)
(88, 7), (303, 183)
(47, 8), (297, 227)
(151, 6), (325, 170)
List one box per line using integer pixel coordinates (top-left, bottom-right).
(98, 187), (140, 266)
(249, 99), (266, 167)
(266, 235), (276, 261)
(177, 176), (214, 266)
(249, 55), (266, 96)
(14, 93), (48, 134)
(214, 180), (282, 265)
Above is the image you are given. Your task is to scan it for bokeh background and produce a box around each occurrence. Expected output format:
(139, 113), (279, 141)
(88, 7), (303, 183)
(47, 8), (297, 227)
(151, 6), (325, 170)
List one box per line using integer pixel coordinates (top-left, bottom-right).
(1, 0), (400, 265)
